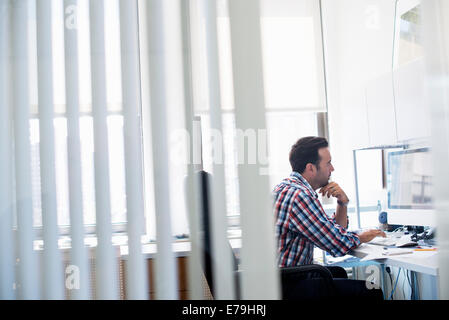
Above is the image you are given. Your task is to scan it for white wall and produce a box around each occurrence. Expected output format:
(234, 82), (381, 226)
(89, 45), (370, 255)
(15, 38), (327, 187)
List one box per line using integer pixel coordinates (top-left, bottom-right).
(321, 0), (396, 204)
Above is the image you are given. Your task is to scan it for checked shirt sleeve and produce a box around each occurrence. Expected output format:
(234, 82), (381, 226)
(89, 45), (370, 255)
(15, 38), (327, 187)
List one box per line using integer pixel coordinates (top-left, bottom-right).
(329, 212), (349, 229)
(289, 192), (361, 257)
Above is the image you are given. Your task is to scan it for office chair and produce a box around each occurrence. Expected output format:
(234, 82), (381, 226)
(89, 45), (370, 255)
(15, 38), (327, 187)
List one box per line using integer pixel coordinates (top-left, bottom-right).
(196, 170), (345, 300)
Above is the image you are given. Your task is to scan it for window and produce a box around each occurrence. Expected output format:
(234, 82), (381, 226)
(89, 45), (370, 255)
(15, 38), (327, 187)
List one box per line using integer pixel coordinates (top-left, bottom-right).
(28, 0), (127, 231)
(354, 149), (386, 228)
(189, 0), (326, 228)
(26, 0), (327, 238)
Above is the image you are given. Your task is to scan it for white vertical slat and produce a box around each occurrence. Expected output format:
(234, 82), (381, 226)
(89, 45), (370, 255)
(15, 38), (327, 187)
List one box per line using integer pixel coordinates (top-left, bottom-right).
(11, 0), (39, 300)
(228, 0), (281, 299)
(36, 0), (64, 299)
(118, 0), (148, 300)
(145, 0), (178, 299)
(63, 0), (90, 300)
(201, 0), (236, 299)
(422, 0), (449, 300)
(179, 0), (204, 300)
(89, 0), (119, 299)
(0, 0), (16, 300)
(136, 0), (157, 246)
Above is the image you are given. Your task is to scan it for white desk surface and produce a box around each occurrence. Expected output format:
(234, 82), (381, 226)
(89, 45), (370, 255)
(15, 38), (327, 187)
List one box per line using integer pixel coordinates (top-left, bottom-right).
(349, 243), (439, 276)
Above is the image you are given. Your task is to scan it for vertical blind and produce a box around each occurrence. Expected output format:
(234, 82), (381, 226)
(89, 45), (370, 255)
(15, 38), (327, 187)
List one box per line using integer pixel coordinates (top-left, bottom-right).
(89, 0), (119, 300)
(0, 0), (15, 300)
(143, 0), (178, 299)
(0, 0), (325, 300)
(12, 0), (40, 299)
(228, 0), (280, 299)
(36, 0), (64, 299)
(202, 0), (236, 299)
(422, 0), (449, 300)
(63, 0), (90, 300)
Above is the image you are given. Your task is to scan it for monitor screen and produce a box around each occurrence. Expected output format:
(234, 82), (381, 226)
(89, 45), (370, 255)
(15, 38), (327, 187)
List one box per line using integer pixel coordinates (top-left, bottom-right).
(387, 148), (432, 210)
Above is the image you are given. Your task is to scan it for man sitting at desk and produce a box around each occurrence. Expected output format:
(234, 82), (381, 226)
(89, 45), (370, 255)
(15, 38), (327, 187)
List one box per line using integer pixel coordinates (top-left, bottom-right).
(273, 136), (385, 299)
(273, 136), (385, 266)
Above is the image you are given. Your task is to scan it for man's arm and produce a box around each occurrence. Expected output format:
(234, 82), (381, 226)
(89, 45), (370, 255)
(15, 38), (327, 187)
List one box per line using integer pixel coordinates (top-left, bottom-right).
(319, 182), (350, 228)
(290, 192), (361, 257)
(335, 202), (348, 228)
(319, 182), (386, 242)
(358, 229), (386, 243)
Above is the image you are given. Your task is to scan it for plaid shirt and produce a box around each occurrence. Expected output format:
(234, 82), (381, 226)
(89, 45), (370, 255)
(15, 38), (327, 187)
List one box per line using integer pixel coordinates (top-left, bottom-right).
(273, 172), (361, 267)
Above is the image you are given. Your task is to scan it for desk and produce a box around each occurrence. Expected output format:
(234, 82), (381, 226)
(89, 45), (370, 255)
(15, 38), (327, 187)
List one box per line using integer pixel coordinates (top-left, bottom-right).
(346, 244), (439, 299)
(349, 244), (439, 276)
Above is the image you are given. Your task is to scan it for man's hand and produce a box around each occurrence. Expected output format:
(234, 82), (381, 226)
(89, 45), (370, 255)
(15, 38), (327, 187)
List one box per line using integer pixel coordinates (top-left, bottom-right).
(319, 182), (349, 204)
(358, 229), (387, 243)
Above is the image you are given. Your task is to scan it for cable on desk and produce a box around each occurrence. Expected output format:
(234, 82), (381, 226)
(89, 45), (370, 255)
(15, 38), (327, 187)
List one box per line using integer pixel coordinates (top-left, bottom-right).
(406, 270), (411, 299)
(402, 270), (408, 300)
(386, 266), (394, 299)
(414, 271), (419, 299)
(391, 226), (406, 233)
(389, 268), (402, 300)
(406, 270), (415, 300)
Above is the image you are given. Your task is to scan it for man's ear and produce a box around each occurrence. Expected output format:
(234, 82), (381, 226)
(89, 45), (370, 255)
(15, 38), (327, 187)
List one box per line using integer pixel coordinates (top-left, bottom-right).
(305, 163), (316, 175)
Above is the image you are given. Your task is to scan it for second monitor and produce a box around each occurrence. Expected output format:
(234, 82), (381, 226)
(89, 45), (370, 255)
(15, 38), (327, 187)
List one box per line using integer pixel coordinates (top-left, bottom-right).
(386, 147), (435, 227)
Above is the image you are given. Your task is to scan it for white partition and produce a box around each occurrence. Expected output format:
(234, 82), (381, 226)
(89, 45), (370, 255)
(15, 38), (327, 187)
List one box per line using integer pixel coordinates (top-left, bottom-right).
(119, 0), (148, 300)
(202, 0), (236, 299)
(144, 0), (178, 299)
(365, 71), (398, 146)
(393, 58), (431, 141)
(422, 0), (449, 300)
(36, 0), (65, 299)
(0, 0), (16, 300)
(228, 0), (281, 299)
(63, 0), (90, 300)
(179, 0), (204, 300)
(11, 0), (39, 299)
(89, 0), (119, 299)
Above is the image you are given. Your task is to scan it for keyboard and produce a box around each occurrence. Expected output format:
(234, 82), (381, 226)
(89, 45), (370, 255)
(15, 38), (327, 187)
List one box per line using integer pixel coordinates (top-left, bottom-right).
(368, 233), (418, 247)
(369, 236), (398, 246)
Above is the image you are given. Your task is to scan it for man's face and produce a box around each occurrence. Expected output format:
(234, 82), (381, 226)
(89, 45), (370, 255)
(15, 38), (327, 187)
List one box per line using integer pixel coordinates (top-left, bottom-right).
(314, 147), (334, 188)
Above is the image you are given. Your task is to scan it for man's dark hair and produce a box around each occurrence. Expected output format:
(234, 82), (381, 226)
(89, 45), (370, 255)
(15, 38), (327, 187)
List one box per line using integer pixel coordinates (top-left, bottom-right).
(289, 136), (329, 174)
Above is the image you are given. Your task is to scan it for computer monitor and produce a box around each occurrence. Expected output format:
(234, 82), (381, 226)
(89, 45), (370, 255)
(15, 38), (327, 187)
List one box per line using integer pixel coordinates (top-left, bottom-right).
(386, 148), (435, 226)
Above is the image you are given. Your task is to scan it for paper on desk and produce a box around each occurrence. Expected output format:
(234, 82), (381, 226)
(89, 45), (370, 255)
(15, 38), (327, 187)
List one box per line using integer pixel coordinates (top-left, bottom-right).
(381, 248), (414, 256)
(360, 253), (387, 262)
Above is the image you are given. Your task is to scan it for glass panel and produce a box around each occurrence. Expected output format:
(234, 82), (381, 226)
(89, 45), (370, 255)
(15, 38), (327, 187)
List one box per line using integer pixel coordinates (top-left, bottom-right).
(28, 0), (123, 116)
(266, 112), (319, 187)
(54, 118), (70, 226)
(107, 115), (126, 224)
(199, 113), (240, 218)
(198, 111), (319, 220)
(30, 115), (127, 227)
(79, 116), (96, 225)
